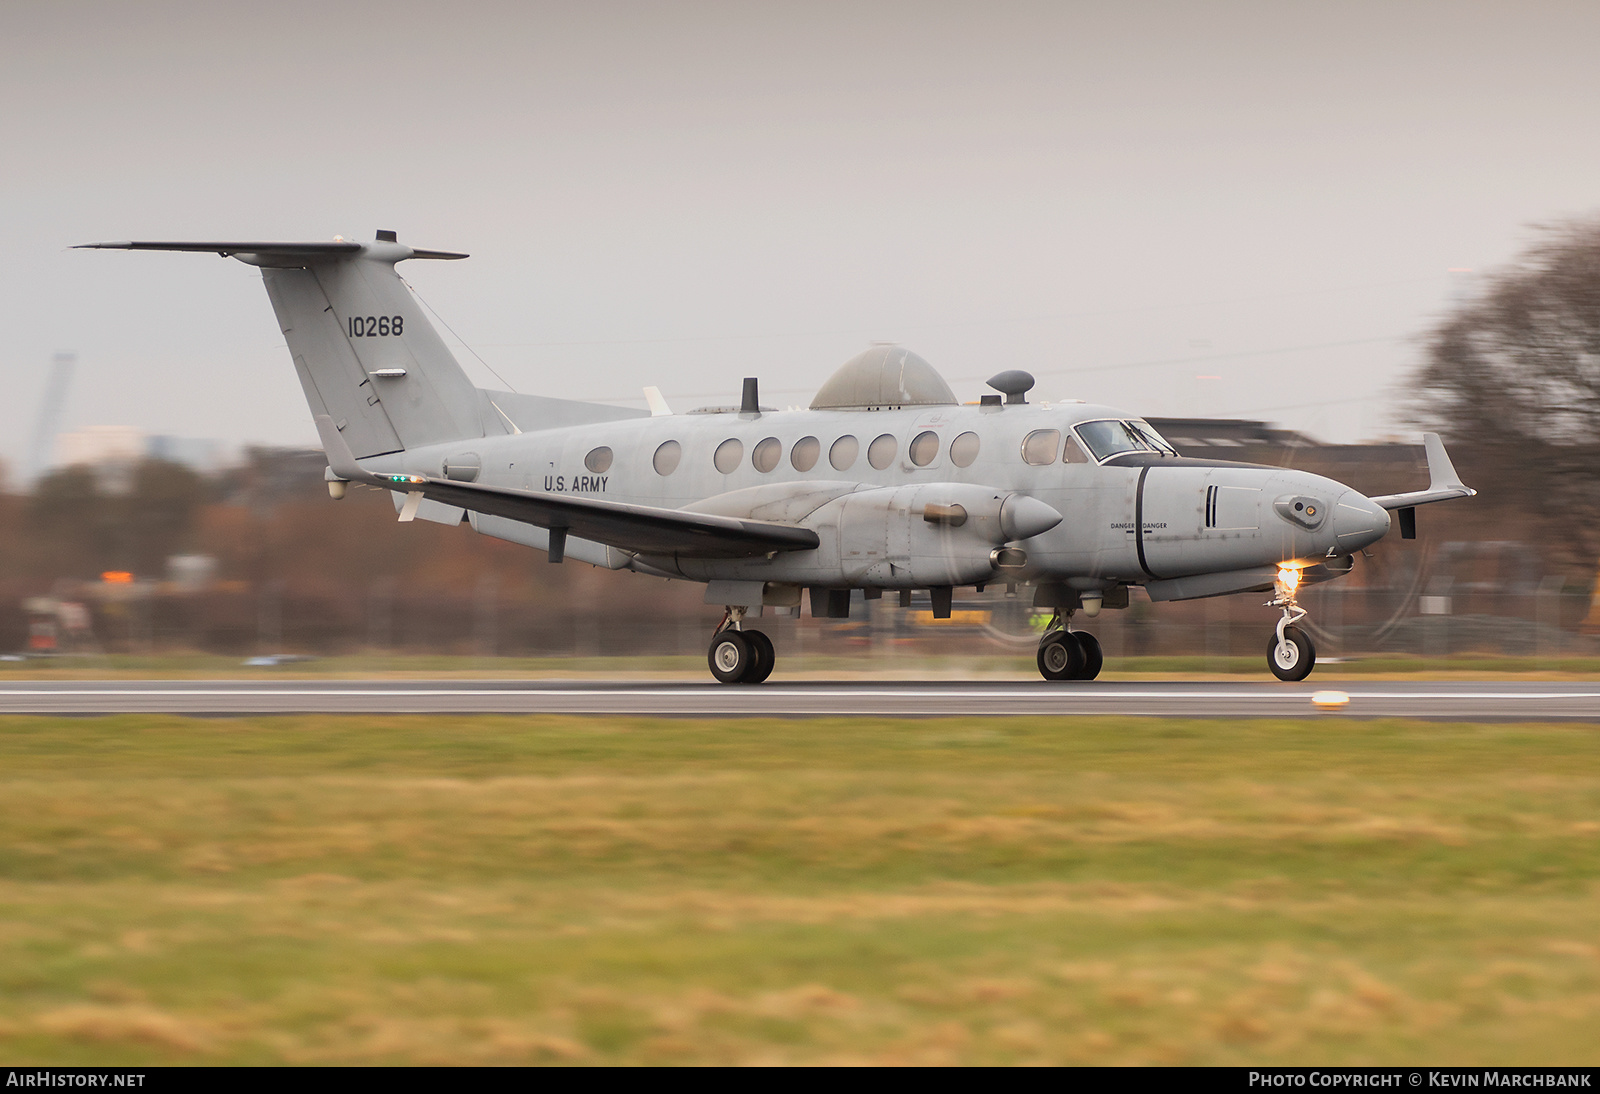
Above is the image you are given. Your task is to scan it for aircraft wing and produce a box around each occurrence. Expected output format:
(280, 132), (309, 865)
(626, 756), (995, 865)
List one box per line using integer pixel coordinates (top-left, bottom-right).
(315, 415), (817, 559)
(404, 477), (820, 558)
(1367, 433), (1477, 510)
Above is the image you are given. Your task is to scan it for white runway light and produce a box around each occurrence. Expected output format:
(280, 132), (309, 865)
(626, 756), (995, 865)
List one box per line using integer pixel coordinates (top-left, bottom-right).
(1311, 690), (1351, 711)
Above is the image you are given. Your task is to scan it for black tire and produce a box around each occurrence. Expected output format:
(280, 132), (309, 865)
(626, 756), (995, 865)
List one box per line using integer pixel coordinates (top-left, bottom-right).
(1267, 625), (1316, 682)
(742, 630), (775, 684)
(708, 631), (754, 684)
(1037, 631), (1086, 681)
(1072, 632), (1104, 680)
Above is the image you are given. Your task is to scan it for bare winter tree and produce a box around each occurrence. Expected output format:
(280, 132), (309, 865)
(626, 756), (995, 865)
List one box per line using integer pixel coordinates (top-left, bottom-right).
(1412, 218), (1600, 587)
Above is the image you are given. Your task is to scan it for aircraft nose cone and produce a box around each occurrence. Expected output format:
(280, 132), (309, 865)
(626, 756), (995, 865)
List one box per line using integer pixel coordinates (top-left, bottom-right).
(1000, 494), (1064, 541)
(1332, 491), (1390, 551)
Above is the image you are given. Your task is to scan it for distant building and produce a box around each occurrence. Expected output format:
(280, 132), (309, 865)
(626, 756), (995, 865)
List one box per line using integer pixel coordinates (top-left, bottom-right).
(54, 427), (226, 475)
(146, 434), (225, 472)
(55, 425), (145, 467)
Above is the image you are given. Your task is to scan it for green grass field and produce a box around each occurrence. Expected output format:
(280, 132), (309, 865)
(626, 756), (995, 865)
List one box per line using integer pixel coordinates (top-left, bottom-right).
(1, 713), (1597, 1064)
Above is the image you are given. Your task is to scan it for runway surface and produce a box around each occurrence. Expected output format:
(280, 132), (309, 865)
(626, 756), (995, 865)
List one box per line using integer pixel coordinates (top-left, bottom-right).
(0, 679), (1595, 718)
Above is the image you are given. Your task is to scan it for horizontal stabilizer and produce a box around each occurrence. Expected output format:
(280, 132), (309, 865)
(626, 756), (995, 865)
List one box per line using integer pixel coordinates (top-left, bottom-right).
(75, 240), (362, 256)
(73, 239), (467, 261)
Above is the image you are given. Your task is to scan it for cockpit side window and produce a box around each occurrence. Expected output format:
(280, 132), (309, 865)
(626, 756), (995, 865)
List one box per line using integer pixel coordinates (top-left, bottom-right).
(1127, 420), (1178, 456)
(1074, 419), (1147, 461)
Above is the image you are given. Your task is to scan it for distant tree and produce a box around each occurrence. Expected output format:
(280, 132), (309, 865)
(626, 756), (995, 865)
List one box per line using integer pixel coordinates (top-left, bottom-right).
(1411, 218), (1600, 584)
(28, 459), (206, 579)
(30, 464), (114, 576)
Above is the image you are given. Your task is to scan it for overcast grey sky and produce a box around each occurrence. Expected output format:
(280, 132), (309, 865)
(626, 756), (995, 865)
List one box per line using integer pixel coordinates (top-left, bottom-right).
(5, 0), (1599, 477)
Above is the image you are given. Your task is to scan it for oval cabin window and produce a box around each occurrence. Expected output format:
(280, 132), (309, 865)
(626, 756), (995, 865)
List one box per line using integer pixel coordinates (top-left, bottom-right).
(908, 430), (939, 467)
(949, 431), (980, 468)
(714, 438), (744, 474)
(868, 433), (897, 470)
(829, 435), (859, 471)
(1022, 429), (1061, 466)
(584, 446), (613, 474)
(752, 437), (781, 473)
(791, 436), (820, 471)
(653, 440), (682, 476)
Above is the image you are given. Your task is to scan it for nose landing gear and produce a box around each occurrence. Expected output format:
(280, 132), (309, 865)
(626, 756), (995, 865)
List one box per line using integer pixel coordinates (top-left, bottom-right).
(1266, 567), (1316, 682)
(707, 607), (775, 684)
(1036, 610), (1103, 681)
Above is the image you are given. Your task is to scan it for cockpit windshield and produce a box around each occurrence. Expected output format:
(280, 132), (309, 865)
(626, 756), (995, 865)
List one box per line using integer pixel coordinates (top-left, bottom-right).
(1073, 419), (1179, 461)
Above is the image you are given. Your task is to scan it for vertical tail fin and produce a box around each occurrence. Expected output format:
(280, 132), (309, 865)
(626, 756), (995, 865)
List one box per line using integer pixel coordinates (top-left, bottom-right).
(77, 235), (493, 458)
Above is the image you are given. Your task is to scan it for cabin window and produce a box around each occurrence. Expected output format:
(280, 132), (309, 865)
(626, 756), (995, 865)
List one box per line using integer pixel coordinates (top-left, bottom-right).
(1062, 434), (1090, 463)
(652, 440), (682, 476)
(791, 436), (820, 471)
(868, 434), (897, 470)
(714, 438), (744, 474)
(752, 437), (782, 473)
(908, 430), (939, 467)
(1075, 419), (1148, 461)
(1021, 429), (1061, 466)
(584, 446), (613, 474)
(829, 435), (859, 471)
(948, 431), (980, 468)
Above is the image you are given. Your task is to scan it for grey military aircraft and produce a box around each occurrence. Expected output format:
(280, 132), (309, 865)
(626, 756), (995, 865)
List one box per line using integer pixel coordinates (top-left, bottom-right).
(79, 232), (1475, 683)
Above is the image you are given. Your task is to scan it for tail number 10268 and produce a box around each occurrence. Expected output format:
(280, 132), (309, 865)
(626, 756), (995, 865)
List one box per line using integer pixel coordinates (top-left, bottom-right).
(348, 315), (404, 337)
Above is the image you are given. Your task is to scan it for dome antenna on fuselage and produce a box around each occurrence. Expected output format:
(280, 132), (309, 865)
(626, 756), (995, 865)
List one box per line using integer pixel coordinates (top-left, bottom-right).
(987, 370), (1035, 405)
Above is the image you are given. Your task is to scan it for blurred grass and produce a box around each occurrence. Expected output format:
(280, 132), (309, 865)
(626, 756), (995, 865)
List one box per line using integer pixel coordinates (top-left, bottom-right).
(0, 713), (1598, 1064)
(3, 652), (1600, 679)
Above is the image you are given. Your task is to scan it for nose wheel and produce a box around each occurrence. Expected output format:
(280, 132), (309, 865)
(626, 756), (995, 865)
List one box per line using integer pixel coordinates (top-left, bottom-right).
(1265, 570), (1317, 682)
(707, 607), (775, 684)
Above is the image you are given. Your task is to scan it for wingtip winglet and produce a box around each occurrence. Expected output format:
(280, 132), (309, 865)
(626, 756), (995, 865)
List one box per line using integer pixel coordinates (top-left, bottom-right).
(1422, 432), (1471, 493)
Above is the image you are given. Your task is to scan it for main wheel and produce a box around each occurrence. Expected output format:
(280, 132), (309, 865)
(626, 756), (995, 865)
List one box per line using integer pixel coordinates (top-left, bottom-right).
(708, 631), (754, 684)
(1072, 632), (1104, 680)
(742, 629), (775, 683)
(1267, 625), (1316, 682)
(1037, 631), (1086, 681)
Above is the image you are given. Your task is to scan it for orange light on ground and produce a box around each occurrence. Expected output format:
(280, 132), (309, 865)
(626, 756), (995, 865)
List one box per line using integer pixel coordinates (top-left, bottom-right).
(100, 571), (134, 584)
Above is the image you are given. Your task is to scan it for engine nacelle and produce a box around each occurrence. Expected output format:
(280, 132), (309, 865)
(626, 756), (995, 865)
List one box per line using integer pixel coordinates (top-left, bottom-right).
(829, 483), (1062, 587)
(671, 480), (1061, 587)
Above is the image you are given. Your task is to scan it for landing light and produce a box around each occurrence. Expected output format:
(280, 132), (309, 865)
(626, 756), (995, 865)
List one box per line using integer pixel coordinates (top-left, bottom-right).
(1276, 564), (1301, 595)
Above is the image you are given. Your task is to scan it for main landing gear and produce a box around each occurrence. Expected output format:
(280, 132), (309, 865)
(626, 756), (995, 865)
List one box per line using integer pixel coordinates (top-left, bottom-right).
(707, 607), (775, 685)
(1036, 610), (1103, 681)
(1266, 566), (1316, 682)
